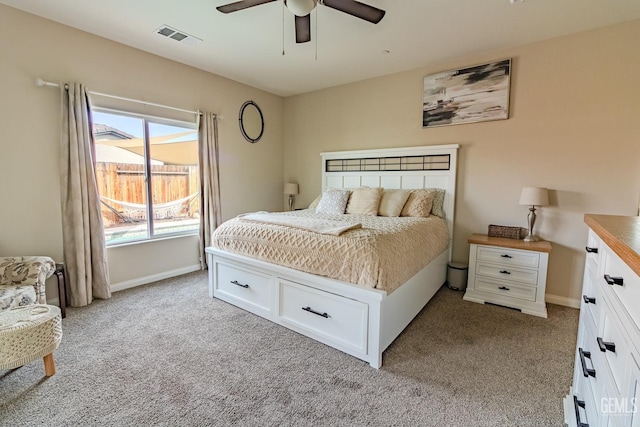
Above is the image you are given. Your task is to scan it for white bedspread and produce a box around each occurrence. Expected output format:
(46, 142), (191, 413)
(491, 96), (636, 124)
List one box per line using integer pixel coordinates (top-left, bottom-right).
(211, 210), (449, 293)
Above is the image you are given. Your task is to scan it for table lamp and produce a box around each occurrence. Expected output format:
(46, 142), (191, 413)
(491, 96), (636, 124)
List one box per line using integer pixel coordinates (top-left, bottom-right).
(519, 187), (549, 242)
(284, 183), (299, 211)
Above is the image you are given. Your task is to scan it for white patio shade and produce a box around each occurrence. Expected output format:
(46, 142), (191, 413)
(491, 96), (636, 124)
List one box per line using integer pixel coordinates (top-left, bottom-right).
(95, 130), (197, 165)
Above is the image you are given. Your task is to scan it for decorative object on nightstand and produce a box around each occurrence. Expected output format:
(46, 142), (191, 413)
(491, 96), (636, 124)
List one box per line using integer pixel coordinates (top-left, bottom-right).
(519, 187), (549, 242)
(284, 183), (299, 211)
(463, 234), (552, 317)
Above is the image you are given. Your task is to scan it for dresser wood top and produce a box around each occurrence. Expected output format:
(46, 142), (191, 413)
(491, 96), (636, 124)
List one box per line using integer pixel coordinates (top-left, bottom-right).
(468, 234), (552, 253)
(584, 214), (640, 277)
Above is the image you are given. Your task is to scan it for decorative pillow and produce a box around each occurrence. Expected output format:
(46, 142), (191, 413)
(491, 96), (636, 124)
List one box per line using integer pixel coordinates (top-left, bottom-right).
(426, 188), (446, 218)
(315, 190), (351, 215)
(378, 190), (411, 217)
(400, 189), (435, 218)
(308, 194), (322, 210)
(346, 187), (383, 216)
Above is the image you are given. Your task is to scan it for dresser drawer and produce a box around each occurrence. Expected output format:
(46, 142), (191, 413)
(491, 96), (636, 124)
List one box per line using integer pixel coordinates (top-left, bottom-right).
(215, 262), (272, 315)
(582, 262), (604, 330)
(599, 296), (632, 396)
(474, 277), (536, 302)
(602, 246), (640, 331)
(278, 280), (368, 354)
(476, 246), (540, 269)
(475, 262), (538, 286)
(578, 309), (613, 412)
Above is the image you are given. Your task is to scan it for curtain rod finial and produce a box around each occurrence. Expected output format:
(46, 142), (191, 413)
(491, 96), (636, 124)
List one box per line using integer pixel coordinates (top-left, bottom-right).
(35, 78), (45, 87)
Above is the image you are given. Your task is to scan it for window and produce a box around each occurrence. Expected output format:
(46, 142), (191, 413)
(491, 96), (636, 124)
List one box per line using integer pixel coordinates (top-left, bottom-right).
(93, 110), (200, 245)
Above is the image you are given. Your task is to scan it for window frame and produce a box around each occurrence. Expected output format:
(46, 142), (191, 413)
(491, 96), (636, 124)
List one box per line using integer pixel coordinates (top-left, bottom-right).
(93, 107), (200, 246)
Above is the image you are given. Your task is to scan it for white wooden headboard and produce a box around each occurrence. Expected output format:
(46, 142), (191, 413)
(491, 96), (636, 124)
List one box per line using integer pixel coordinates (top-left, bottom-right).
(320, 144), (459, 247)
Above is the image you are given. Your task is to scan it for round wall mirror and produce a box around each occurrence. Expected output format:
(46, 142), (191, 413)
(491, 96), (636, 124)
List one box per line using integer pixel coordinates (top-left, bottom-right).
(239, 101), (264, 143)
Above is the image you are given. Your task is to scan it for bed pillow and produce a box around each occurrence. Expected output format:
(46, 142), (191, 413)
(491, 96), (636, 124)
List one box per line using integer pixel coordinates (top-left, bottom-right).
(400, 189), (435, 218)
(315, 190), (351, 215)
(425, 188), (446, 218)
(346, 187), (383, 216)
(378, 189), (411, 217)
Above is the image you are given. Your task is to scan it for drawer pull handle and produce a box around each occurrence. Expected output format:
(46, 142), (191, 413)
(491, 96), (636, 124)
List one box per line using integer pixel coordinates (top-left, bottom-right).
(579, 348), (596, 378)
(302, 306), (329, 318)
(499, 270), (511, 275)
(582, 295), (596, 305)
(573, 396), (589, 427)
(604, 274), (623, 286)
(585, 246), (598, 254)
(597, 337), (616, 353)
(498, 286), (510, 291)
(500, 254), (513, 259)
(230, 280), (249, 289)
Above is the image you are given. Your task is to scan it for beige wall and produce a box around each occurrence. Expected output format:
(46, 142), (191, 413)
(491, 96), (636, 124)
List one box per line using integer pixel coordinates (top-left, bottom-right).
(283, 19), (640, 302)
(0, 5), (284, 299)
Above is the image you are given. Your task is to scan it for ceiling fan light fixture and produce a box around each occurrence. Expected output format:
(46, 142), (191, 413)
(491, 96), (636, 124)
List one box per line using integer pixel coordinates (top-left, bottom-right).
(285, 0), (317, 16)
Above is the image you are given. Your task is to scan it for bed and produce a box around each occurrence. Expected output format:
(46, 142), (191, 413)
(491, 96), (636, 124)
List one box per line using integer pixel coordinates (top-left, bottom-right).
(206, 144), (459, 368)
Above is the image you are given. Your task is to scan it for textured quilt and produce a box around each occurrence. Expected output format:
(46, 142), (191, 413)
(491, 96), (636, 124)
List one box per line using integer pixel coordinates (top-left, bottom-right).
(211, 210), (449, 293)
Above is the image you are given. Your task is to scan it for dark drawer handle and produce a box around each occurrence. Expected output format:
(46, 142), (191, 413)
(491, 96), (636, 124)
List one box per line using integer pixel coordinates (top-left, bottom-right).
(573, 396), (589, 427)
(302, 306), (329, 318)
(230, 280), (249, 289)
(597, 337), (616, 353)
(500, 254), (513, 258)
(499, 270), (511, 275)
(585, 247), (598, 254)
(582, 295), (596, 305)
(498, 286), (510, 291)
(579, 348), (596, 378)
(604, 274), (623, 286)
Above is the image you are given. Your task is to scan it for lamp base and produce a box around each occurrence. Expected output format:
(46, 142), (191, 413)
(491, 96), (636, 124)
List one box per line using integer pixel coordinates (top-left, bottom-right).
(523, 234), (539, 242)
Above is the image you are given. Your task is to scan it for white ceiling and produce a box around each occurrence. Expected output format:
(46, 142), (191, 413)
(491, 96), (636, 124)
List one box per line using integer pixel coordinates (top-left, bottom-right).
(3, 0), (640, 97)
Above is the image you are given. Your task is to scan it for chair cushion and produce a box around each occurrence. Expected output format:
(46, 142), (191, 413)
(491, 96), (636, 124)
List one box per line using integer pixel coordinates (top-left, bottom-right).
(0, 285), (37, 312)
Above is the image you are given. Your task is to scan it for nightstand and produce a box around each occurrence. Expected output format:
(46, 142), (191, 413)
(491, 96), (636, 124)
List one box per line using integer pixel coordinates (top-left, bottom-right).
(463, 234), (551, 318)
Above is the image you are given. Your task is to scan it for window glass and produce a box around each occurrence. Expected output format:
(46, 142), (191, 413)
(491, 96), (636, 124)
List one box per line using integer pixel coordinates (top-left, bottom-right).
(93, 110), (199, 245)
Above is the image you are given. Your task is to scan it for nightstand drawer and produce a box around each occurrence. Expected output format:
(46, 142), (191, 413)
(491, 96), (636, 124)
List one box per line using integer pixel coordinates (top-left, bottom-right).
(477, 246), (540, 269)
(474, 278), (536, 302)
(475, 262), (538, 286)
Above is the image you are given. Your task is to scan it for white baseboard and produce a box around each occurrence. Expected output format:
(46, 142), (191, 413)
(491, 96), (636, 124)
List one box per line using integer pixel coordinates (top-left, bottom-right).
(546, 294), (580, 309)
(110, 264), (202, 293)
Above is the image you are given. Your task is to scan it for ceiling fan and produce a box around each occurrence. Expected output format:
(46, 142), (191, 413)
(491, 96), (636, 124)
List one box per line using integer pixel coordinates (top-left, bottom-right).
(216, 0), (386, 44)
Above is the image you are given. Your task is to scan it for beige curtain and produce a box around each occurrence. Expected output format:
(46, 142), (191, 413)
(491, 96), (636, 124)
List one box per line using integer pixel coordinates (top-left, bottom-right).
(60, 83), (111, 306)
(198, 112), (222, 269)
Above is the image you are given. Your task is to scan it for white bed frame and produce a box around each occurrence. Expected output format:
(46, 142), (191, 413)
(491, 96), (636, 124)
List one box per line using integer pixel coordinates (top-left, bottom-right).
(206, 144), (458, 368)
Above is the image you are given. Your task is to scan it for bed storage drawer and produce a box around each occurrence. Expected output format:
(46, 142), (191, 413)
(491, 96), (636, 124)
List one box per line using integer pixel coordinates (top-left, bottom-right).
(277, 279), (368, 354)
(215, 261), (273, 317)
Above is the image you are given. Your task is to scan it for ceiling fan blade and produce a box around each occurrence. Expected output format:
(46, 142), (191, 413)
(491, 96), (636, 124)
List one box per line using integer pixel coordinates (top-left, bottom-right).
(216, 0), (277, 14)
(295, 14), (311, 43)
(321, 0), (385, 24)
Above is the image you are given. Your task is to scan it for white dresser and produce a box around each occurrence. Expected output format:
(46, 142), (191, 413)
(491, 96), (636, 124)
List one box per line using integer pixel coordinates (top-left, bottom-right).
(564, 214), (640, 427)
(463, 234), (551, 318)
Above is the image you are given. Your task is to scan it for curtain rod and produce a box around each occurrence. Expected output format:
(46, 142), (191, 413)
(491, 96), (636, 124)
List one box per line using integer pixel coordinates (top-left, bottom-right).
(35, 78), (222, 119)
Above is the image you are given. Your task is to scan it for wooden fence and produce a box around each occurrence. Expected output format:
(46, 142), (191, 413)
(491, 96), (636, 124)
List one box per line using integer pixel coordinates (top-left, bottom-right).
(96, 162), (199, 226)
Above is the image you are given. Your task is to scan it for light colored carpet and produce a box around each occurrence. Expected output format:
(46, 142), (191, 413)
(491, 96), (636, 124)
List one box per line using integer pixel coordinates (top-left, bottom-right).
(0, 271), (577, 426)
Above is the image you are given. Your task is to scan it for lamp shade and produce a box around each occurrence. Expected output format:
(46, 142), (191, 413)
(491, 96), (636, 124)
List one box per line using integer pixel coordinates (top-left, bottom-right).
(519, 187), (549, 206)
(284, 183), (299, 195)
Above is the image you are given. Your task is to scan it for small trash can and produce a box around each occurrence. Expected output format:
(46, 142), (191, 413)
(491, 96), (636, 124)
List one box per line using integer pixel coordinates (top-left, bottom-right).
(447, 262), (468, 291)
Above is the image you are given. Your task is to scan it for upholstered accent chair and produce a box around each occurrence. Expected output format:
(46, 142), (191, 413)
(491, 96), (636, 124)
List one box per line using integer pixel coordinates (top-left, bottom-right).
(0, 257), (55, 312)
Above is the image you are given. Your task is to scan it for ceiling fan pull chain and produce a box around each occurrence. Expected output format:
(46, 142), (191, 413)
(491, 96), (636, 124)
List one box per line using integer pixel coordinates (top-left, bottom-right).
(282, 0), (286, 55)
(315, 6), (318, 60)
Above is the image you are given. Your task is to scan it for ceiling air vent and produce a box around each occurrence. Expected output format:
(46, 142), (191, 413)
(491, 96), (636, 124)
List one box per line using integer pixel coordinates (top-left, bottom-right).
(155, 25), (202, 46)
